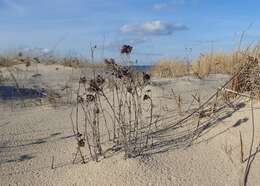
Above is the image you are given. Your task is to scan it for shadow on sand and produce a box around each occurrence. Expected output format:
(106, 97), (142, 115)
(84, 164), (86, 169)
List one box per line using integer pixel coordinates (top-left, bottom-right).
(136, 100), (247, 157)
(0, 85), (45, 100)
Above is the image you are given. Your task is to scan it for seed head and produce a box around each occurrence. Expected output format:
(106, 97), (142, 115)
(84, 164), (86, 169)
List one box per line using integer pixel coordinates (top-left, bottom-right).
(143, 94), (150, 101)
(77, 95), (84, 103)
(78, 139), (85, 147)
(121, 45), (133, 55)
(143, 73), (151, 82)
(86, 94), (95, 102)
(79, 76), (87, 84)
(104, 58), (116, 66)
(127, 86), (133, 93)
(96, 75), (105, 86)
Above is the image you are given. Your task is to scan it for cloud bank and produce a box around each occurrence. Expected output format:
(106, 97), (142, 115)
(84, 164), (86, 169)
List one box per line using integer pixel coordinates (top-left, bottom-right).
(120, 21), (188, 36)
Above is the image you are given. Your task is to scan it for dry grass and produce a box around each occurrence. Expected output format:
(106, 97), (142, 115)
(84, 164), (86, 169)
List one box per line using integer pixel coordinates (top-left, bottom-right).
(152, 49), (259, 78)
(192, 51), (248, 77)
(151, 58), (189, 78)
(0, 56), (22, 67)
(0, 53), (106, 70)
(72, 57), (154, 162)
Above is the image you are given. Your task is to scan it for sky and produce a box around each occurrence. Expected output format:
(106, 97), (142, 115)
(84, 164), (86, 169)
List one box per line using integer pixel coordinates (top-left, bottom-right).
(0, 0), (260, 64)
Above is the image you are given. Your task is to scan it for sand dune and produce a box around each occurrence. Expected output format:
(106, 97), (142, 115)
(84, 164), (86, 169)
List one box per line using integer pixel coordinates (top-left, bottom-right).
(0, 64), (259, 186)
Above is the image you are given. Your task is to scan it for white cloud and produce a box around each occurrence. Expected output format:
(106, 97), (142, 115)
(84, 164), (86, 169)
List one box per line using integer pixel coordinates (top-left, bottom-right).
(21, 47), (53, 57)
(153, 3), (168, 11)
(120, 21), (188, 36)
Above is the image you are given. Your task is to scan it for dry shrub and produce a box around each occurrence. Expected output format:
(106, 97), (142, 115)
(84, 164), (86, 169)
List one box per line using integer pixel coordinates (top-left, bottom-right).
(71, 46), (156, 163)
(0, 56), (9, 67)
(61, 57), (105, 70)
(72, 61), (153, 161)
(43, 58), (60, 65)
(0, 56), (22, 67)
(63, 57), (80, 68)
(192, 51), (248, 77)
(152, 50), (256, 78)
(151, 58), (188, 78)
(229, 56), (260, 99)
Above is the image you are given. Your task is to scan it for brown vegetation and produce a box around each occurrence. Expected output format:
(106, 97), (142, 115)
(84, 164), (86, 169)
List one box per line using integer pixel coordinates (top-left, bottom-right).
(151, 58), (189, 78)
(151, 50), (259, 78)
(71, 48), (154, 162)
(192, 51), (247, 77)
(71, 45), (259, 167)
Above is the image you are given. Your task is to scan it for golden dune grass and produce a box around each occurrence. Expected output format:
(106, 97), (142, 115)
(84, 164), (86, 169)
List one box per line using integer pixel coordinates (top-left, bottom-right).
(152, 51), (251, 78)
(192, 51), (248, 76)
(151, 58), (189, 78)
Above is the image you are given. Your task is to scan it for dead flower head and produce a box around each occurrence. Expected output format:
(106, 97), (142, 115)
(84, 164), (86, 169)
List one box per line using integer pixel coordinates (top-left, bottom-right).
(79, 76), (87, 84)
(143, 73), (151, 82)
(78, 139), (85, 147)
(94, 107), (100, 114)
(77, 132), (83, 137)
(88, 75), (105, 92)
(86, 94), (95, 102)
(143, 94), (151, 101)
(77, 95), (84, 103)
(122, 67), (130, 76)
(121, 45), (133, 55)
(88, 80), (100, 92)
(127, 86), (133, 94)
(104, 58), (116, 66)
(96, 75), (105, 86)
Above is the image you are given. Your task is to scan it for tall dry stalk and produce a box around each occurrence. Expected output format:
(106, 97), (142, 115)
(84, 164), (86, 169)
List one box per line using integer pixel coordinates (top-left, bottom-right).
(71, 46), (154, 162)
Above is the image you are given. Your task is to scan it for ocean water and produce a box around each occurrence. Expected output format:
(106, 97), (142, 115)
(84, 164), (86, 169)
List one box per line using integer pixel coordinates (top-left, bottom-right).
(131, 65), (152, 72)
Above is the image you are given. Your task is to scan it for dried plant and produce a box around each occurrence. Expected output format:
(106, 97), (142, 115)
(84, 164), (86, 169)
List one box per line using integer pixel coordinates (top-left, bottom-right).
(151, 58), (188, 78)
(171, 89), (183, 116)
(120, 45), (133, 55)
(71, 45), (153, 162)
(240, 131), (245, 163)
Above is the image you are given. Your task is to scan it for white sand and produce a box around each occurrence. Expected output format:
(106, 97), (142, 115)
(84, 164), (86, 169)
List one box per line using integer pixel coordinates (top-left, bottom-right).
(0, 64), (260, 186)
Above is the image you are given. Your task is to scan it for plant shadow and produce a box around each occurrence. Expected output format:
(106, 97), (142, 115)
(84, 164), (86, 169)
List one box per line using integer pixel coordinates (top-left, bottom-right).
(137, 100), (246, 157)
(1, 154), (35, 165)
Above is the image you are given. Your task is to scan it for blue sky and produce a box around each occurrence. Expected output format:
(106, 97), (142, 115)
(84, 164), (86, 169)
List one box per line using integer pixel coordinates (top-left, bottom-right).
(0, 0), (260, 64)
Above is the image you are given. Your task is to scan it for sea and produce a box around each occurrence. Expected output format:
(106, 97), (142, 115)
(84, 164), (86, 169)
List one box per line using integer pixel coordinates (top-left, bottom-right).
(131, 65), (152, 72)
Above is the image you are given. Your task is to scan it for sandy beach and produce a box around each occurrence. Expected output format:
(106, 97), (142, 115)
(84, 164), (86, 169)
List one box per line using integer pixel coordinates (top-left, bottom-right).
(0, 63), (259, 186)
